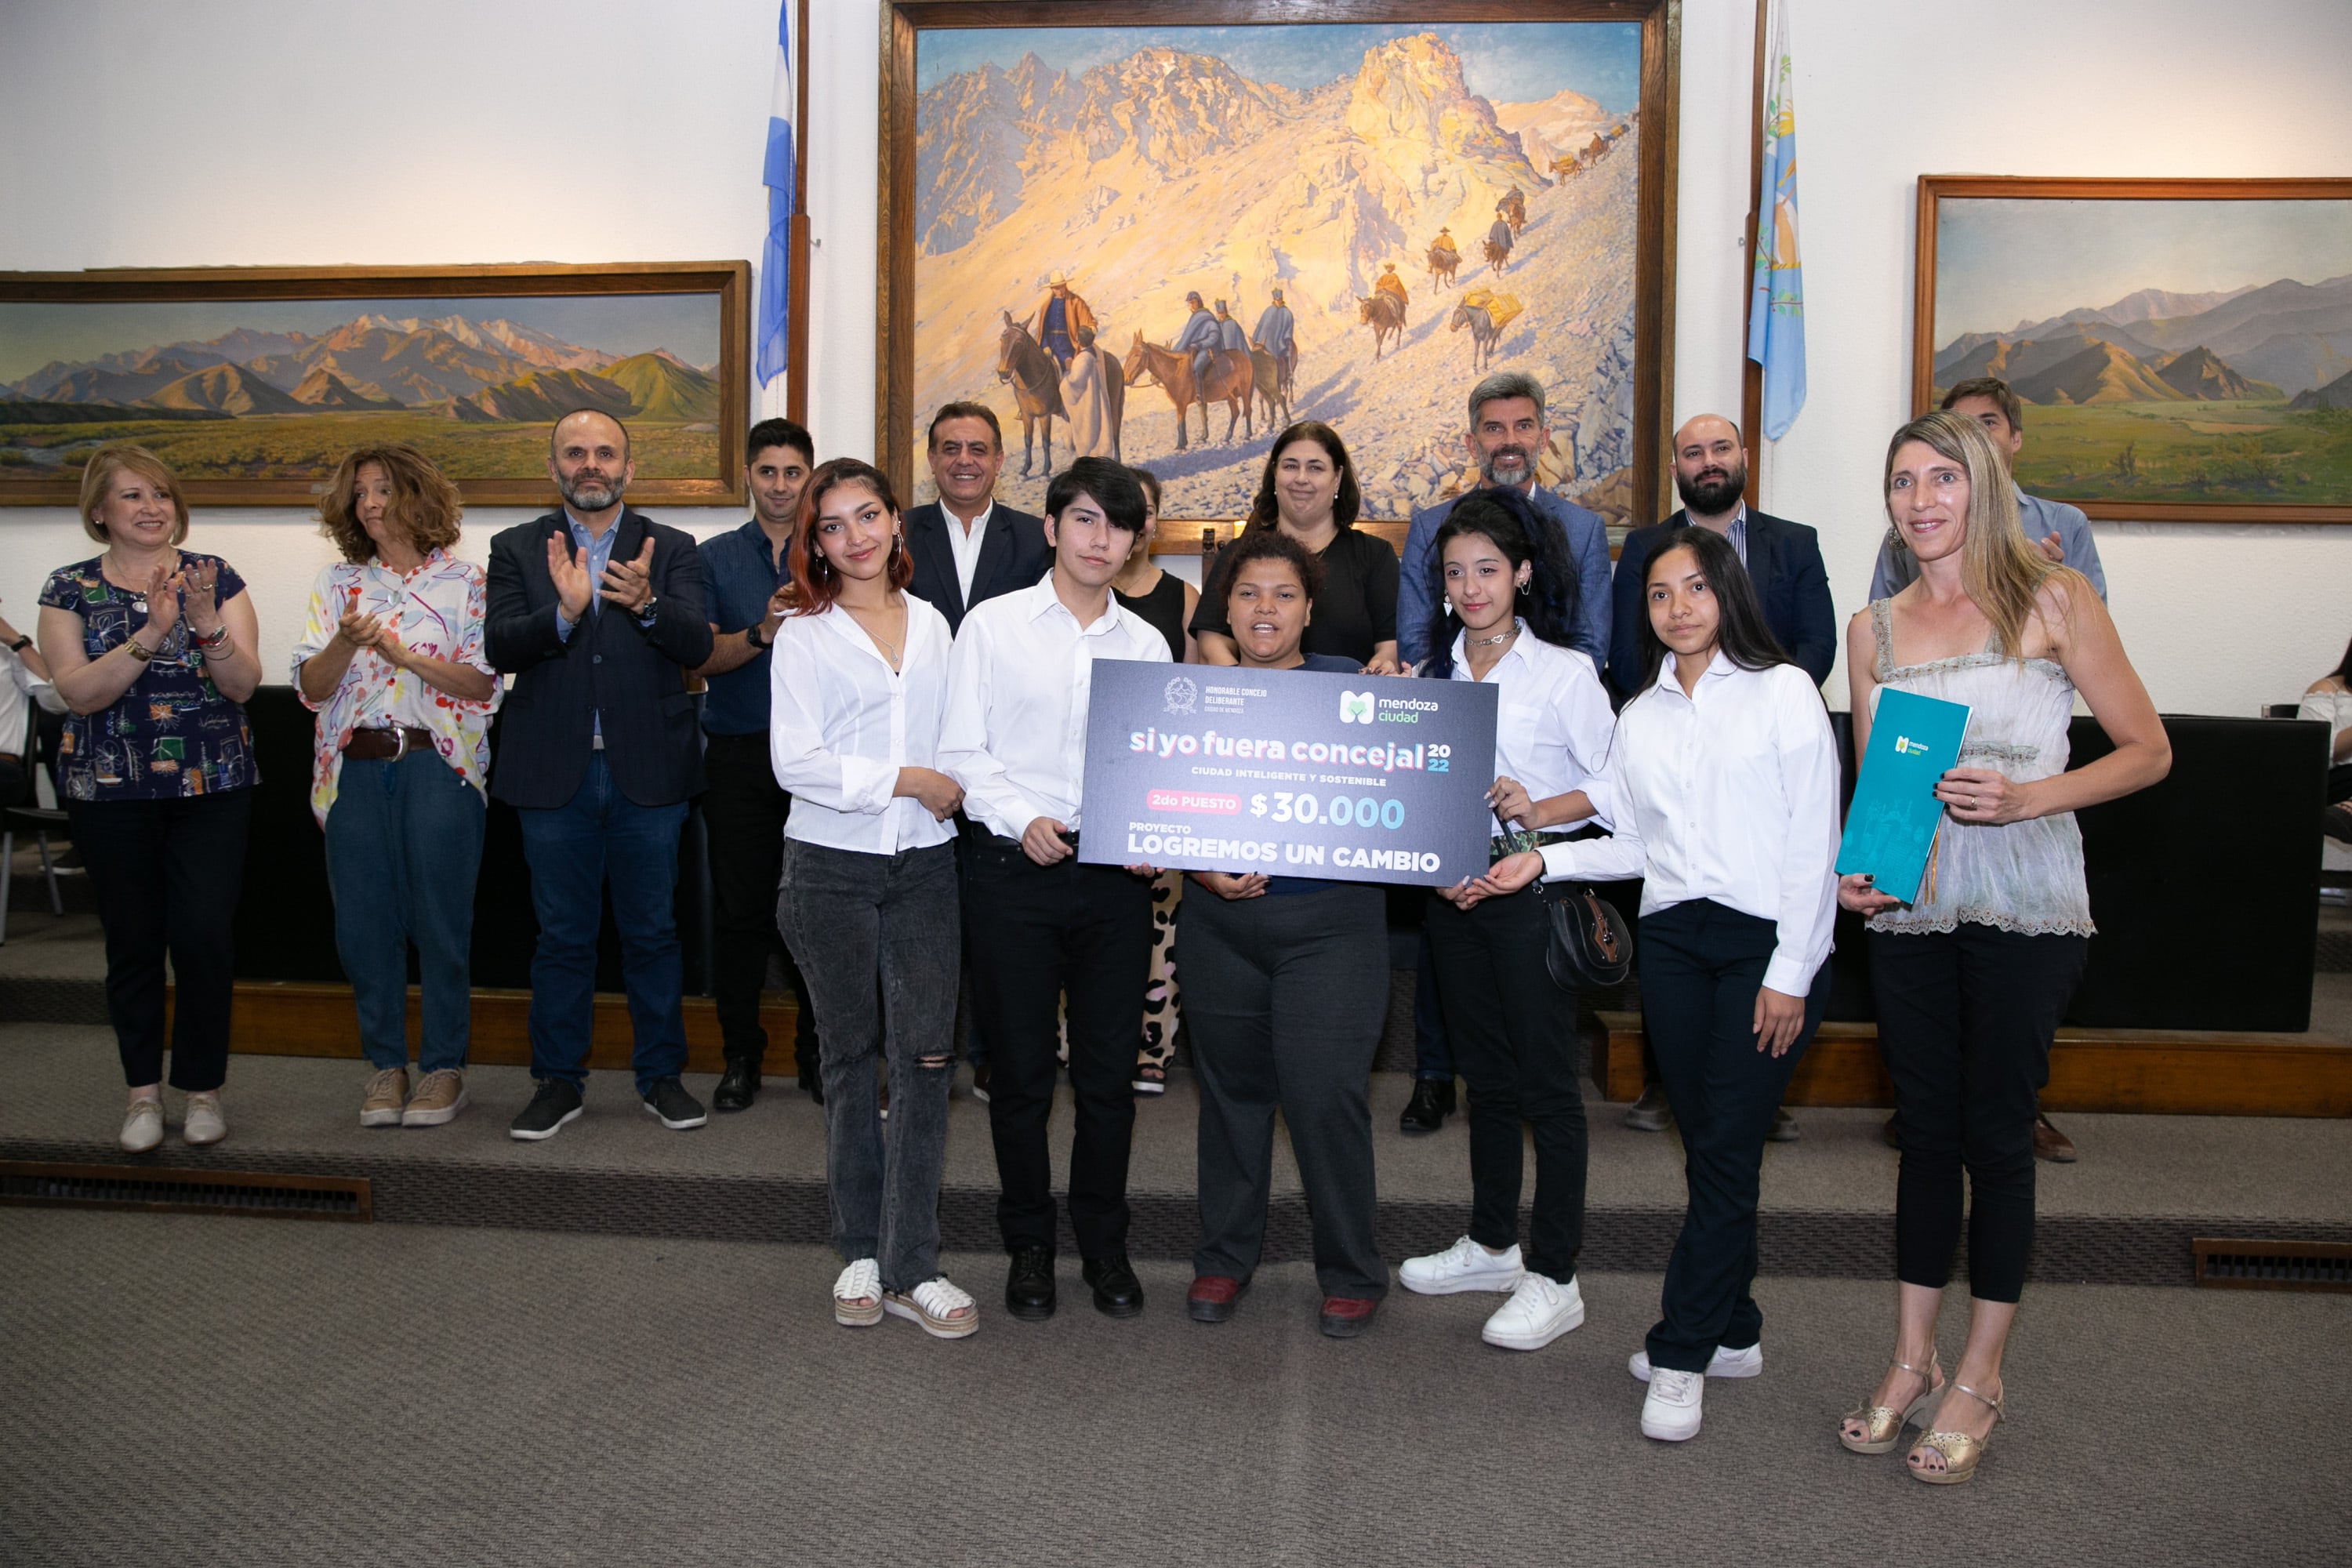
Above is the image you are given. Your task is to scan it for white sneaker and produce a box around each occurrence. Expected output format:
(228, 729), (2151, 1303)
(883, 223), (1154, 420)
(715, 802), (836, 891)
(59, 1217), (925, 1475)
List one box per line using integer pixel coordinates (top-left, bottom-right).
(1629, 1342), (1763, 1383)
(1479, 1271), (1585, 1350)
(1642, 1368), (1705, 1440)
(119, 1097), (164, 1153)
(1399, 1236), (1526, 1296)
(182, 1091), (226, 1146)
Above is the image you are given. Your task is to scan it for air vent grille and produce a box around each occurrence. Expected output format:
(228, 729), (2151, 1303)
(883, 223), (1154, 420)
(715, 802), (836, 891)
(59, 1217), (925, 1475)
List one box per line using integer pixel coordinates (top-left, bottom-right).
(2192, 1237), (2352, 1293)
(0, 1160), (371, 1221)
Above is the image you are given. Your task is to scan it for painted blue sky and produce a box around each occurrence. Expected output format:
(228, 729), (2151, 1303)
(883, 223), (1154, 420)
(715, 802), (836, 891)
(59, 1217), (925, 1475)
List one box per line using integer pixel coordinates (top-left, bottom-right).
(916, 22), (1641, 111)
(1936, 199), (2352, 341)
(0, 294), (720, 383)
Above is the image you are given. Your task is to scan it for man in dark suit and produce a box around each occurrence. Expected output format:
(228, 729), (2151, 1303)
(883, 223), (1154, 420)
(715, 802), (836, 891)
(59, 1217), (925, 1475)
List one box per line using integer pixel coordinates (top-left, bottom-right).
(1609, 412), (1835, 1142)
(487, 408), (716, 1142)
(902, 402), (1050, 636)
(1607, 413), (1835, 703)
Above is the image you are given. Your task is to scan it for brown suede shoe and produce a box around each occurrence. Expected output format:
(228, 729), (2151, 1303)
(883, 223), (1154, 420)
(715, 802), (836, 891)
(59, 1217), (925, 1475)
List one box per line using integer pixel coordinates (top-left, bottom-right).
(360, 1067), (408, 1129)
(2032, 1113), (2078, 1163)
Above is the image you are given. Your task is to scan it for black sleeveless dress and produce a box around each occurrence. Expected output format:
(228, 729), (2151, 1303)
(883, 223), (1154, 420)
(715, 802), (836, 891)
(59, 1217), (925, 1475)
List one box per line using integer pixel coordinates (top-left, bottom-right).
(1116, 570), (1189, 661)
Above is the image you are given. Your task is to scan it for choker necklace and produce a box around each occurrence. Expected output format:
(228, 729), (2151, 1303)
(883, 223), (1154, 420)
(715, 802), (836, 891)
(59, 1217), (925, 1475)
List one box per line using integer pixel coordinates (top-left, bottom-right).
(1466, 625), (1519, 648)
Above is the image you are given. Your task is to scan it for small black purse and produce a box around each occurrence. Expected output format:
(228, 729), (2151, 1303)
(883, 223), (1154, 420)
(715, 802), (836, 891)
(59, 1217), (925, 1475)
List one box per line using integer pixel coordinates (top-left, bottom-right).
(1493, 812), (1633, 992)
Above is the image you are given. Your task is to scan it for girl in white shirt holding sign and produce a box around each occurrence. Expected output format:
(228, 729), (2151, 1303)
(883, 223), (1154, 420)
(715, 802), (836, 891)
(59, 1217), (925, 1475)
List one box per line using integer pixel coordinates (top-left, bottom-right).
(1398, 485), (1614, 1357)
(770, 458), (975, 1339)
(1479, 525), (1838, 1443)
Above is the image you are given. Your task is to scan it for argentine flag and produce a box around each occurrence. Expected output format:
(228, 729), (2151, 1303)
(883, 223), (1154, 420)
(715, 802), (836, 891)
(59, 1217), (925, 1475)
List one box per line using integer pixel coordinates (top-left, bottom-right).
(757, 2), (797, 387)
(1746, 0), (1804, 439)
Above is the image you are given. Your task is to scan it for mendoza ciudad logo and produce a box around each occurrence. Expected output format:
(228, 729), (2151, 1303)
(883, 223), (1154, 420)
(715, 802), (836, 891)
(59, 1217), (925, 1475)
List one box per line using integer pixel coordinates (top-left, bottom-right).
(1340, 688), (1436, 725)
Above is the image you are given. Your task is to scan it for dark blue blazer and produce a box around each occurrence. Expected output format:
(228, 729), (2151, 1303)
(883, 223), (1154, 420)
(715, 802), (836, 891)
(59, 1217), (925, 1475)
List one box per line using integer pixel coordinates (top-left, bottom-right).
(485, 507), (714, 809)
(1607, 508), (1835, 701)
(903, 500), (1049, 636)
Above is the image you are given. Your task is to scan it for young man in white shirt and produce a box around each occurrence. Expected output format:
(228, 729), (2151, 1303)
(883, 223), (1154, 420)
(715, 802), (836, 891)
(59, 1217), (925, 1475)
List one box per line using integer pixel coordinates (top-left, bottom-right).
(939, 456), (1171, 1322)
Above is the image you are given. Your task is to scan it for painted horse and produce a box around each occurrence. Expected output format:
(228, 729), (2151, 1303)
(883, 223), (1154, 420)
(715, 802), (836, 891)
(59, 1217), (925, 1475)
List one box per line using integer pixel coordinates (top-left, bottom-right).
(996, 312), (1065, 477)
(1123, 333), (1254, 449)
(1356, 292), (1406, 361)
(1450, 300), (1504, 375)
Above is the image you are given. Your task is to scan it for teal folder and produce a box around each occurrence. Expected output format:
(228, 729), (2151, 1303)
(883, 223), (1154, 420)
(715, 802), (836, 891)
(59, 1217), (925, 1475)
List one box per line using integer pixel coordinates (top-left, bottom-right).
(1836, 688), (1971, 906)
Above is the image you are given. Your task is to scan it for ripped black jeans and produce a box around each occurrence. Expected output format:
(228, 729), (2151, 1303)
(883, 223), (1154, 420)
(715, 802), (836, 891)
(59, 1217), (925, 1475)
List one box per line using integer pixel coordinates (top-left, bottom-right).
(778, 837), (962, 1293)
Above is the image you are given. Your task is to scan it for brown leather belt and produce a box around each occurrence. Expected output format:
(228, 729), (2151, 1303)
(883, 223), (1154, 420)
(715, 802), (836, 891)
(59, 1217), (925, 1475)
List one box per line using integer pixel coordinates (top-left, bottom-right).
(342, 725), (435, 761)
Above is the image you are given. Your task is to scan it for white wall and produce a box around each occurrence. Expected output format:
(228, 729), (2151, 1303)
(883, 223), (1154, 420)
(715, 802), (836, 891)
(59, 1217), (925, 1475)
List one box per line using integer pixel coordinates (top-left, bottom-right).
(5, 0), (2347, 713)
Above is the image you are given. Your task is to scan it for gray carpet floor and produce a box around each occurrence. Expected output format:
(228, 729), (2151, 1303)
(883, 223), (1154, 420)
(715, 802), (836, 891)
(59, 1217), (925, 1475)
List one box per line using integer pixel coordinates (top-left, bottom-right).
(4, 1208), (2347, 1567)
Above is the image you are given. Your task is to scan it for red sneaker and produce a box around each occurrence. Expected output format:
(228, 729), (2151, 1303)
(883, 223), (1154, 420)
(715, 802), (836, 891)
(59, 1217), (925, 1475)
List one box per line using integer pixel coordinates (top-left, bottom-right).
(1319, 1296), (1379, 1338)
(1187, 1275), (1246, 1323)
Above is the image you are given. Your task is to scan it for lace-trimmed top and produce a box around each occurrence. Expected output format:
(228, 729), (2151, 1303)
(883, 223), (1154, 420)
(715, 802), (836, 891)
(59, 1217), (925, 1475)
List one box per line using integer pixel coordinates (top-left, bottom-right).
(1864, 598), (2092, 938)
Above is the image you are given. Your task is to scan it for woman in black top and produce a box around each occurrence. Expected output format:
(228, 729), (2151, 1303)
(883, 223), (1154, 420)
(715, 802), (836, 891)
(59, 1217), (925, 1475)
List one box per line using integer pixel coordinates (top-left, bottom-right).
(1110, 466), (1196, 662)
(1190, 421), (1399, 673)
(1182, 529), (1391, 1338)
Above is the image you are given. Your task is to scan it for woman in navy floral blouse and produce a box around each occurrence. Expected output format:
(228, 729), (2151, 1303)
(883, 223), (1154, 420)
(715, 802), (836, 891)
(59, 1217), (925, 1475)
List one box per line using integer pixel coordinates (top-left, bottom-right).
(37, 444), (262, 1154)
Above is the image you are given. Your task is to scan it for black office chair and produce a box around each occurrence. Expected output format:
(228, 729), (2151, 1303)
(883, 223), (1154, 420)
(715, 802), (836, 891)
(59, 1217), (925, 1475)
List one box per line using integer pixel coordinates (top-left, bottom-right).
(0, 700), (70, 944)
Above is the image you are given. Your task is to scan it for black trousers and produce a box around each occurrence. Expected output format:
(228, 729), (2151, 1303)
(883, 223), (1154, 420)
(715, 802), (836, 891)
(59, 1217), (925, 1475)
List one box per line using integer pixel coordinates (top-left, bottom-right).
(1638, 899), (1827, 1374)
(1423, 883), (1587, 1283)
(68, 789), (252, 1091)
(699, 731), (816, 1073)
(1870, 923), (2088, 1304)
(1184, 884), (1390, 1300)
(964, 833), (1153, 1257)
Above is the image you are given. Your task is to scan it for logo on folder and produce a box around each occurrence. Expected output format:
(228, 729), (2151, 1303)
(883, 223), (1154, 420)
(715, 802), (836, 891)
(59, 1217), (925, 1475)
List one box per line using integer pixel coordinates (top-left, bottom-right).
(1338, 690), (1376, 724)
(1893, 735), (1929, 756)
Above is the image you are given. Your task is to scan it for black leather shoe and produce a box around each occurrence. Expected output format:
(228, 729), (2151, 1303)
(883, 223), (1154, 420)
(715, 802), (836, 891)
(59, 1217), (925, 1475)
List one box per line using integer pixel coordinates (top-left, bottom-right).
(1399, 1077), (1455, 1134)
(1082, 1252), (1145, 1318)
(713, 1063), (759, 1112)
(797, 1061), (824, 1106)
(1004, 1247), (1057, 1320)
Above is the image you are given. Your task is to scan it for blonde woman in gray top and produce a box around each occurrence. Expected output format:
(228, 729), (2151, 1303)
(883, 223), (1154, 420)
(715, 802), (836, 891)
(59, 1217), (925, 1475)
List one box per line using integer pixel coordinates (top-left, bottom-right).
(1834, 412), (2168, 1486)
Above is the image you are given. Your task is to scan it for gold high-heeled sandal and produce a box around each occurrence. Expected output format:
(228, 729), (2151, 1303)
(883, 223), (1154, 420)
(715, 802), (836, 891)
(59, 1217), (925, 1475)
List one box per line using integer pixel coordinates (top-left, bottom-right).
(1838, 1355), (1944, 1454)
(1907, 1381), (2003, 1485)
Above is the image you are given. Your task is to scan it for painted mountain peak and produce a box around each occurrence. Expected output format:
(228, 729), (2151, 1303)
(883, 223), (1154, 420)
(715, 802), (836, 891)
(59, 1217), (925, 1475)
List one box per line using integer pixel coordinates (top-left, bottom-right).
(3, 312), (719, 423)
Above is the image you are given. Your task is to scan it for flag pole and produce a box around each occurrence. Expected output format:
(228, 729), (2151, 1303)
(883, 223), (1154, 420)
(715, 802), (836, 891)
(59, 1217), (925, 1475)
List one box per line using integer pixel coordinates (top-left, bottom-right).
(786, 0), (813, 425)
(1740, 0), (1767, 506)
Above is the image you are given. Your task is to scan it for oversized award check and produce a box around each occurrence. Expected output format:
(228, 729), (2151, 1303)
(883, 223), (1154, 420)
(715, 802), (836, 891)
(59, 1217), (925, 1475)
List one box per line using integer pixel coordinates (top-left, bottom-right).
(1076, 661), (1500, 887)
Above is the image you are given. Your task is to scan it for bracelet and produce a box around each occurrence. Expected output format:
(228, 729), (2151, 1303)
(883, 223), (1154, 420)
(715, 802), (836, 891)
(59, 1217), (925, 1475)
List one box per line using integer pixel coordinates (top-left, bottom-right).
(123, 638), (157, 663)
(195, 625), (231, 652)
(7, 635), (28, 653)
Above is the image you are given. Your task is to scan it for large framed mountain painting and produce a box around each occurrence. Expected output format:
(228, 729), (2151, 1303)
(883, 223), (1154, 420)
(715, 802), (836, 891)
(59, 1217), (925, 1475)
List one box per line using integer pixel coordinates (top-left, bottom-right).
(880, 0), (1678, 531)
(0, 262), (750, 508)
(1916, 177), (2352, 524)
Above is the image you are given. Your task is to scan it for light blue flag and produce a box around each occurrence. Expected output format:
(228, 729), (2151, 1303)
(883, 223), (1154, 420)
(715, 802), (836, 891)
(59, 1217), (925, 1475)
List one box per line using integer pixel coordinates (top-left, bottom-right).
(756, 2), (796, 387)
(1746, 0), (1804, 439)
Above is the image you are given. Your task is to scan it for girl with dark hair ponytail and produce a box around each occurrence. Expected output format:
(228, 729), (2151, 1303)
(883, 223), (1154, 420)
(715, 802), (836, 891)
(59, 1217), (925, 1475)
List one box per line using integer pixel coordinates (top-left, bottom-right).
(1492, 528), (1839, 1443)
(1396, 483), (1615, 1356)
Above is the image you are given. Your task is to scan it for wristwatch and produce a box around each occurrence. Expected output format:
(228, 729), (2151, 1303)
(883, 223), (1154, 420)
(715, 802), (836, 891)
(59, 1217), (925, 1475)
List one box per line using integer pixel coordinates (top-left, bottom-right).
(745, 622), (770, 651)
(6, 636), (28, 653)
(634, 594), (660, 624)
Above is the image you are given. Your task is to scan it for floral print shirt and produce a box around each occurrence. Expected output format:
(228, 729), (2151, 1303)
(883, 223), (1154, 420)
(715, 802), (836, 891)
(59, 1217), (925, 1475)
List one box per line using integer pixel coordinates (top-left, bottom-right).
(290, 550), (499, 824)
(38, 554), (260, 801)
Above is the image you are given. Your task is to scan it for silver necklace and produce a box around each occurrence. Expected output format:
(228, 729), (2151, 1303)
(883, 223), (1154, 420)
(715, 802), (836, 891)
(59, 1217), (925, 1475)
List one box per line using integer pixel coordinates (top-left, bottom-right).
(1466, 624), (1519, 648)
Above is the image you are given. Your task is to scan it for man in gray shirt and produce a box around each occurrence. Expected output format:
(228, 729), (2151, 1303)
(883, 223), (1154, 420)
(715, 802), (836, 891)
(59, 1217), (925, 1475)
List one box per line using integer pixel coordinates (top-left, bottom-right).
(1867, 376), (2107, 603)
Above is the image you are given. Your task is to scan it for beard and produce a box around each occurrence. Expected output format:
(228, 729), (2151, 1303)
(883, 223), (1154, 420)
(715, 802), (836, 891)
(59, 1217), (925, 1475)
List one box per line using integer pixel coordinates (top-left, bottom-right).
(1675, 463), (1746, 515)
(558, 469), (625, 513)
(1477, 443), (1534, 487)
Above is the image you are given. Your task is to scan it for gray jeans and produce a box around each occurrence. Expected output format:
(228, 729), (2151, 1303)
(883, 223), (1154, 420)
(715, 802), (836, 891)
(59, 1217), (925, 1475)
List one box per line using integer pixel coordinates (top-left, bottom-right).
(1181, 882), (1391, 1299)
(777, 837), (961, 1293)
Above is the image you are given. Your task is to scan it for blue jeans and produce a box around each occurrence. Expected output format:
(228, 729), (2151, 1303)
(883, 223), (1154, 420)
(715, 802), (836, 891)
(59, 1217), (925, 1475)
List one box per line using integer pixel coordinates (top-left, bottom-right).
(515, 752), (688, 1094)
(778, 837), (961, 1292)
(325, 752), (485, 1074)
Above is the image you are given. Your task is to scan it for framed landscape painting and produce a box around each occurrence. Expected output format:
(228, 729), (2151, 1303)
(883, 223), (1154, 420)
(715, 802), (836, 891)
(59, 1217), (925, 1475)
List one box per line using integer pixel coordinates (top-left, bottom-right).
(879, 0), (1679, 533)
(1915, 176), (2352, 523)
(0, 261), (750, 508)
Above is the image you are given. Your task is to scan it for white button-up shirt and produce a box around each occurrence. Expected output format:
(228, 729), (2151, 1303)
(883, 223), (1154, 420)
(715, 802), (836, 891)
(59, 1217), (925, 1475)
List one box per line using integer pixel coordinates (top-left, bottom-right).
(768, 597), (956, 855)
(938, 575), (1171, 840)
(1541, 652), (1839, 996)
(1445, 621), (1616, 832)
(942, 500), (993, 610)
